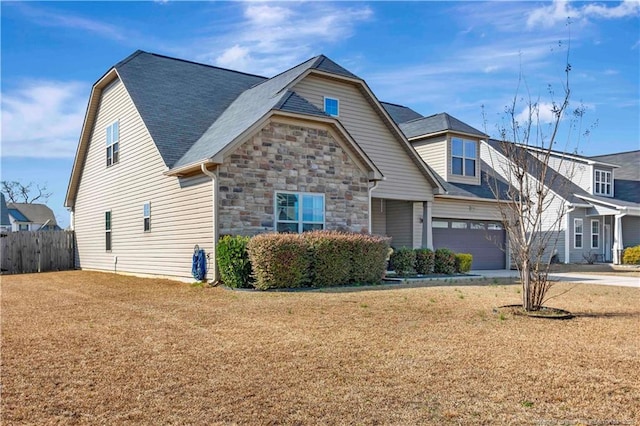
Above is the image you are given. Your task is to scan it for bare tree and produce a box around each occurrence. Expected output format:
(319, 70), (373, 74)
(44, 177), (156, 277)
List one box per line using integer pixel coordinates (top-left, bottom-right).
(484, 34), (593, 311)
(1, 181), (52, 204)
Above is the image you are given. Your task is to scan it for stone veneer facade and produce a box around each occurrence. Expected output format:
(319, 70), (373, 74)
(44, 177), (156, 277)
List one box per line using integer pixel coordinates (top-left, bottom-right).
(217, 121), (370, 235)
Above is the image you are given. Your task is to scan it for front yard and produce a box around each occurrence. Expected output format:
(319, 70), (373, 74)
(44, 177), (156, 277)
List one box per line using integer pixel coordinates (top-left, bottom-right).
(1, 271), (638, 425)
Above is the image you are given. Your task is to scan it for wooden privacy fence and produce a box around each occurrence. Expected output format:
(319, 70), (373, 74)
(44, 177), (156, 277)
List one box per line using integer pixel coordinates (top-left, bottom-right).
(1, 231), (75, 275)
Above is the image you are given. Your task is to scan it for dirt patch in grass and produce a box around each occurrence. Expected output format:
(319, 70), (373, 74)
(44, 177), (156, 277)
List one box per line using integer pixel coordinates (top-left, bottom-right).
(2, 271), (639, 425)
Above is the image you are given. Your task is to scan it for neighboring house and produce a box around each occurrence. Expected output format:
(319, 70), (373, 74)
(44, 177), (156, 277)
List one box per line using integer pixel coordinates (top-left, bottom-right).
(382, 107), (512, 269)
(0, 194), (11, 232)
(65, 51), (443, 280)
(6, 203), (60, 232)
(483, 142), (640, 264)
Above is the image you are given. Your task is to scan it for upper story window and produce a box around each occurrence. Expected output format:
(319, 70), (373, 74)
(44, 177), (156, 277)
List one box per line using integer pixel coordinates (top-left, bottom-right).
(451, 137), (476, 177)
(275, 192), (325, 233)
(106, 121), (120, 167)
(143, 202), (151, 232)
(324, 97), (339, 117)
(594, 170), (612, 196)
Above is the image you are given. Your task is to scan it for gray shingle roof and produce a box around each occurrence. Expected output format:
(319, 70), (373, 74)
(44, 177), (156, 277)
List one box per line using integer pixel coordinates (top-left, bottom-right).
(438, 161), (512, 201)
(8, 203), (58, 226)
(115, 51), (266, 168)
(173, 55), (354, 168)
(380, 102), (423, 124)
(590, 150), (640, 181)
(400, 112), (487, 139)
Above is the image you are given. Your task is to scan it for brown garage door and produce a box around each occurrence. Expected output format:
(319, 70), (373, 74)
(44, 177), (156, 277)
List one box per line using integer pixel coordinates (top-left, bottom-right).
(432, 219), (506, 270)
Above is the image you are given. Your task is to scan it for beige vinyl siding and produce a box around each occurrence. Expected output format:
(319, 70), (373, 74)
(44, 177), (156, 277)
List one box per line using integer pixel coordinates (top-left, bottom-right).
(622, 216), (640, 247)
(413, 137), (447, 179)
(536, 153), (592, 193)
(385, 200), (413, 248)
(412, 202), (424, 249)
(432, 198), (502, 221)
(293, 75), (433, 201)
(73, 78), (213, 279)
(371, 198), (387, 237)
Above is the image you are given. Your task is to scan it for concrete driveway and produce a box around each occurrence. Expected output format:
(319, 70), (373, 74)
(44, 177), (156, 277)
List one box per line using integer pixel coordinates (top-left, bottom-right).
(473, 269), (640, 288)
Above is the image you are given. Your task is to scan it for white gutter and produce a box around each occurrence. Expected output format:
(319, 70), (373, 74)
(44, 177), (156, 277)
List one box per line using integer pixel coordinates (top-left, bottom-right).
(564, 203), (576, 264)
(200, 163), (219, 283)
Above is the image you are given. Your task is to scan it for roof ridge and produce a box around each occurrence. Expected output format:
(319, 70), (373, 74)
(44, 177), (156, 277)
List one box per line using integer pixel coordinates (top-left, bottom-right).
(249, 55), (320, 90)
(591, 149), (640, 157)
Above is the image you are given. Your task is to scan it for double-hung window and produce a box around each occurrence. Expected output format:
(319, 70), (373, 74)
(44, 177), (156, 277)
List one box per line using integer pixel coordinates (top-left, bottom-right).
(451, 137), (477, 177)
(324, 97), (339, 117)
(105, 211), (112, 251)
(106, 121), (120, 167)
(591, 220), (599, 249)
(143, 202), (151, 232)
(594, 170), (612, 196)
(275, 192), (325, 233)
(574, 218), (583, 249)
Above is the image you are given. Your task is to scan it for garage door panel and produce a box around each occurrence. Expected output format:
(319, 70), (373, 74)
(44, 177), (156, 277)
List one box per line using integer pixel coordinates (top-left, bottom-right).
(433, 222), (505, 269)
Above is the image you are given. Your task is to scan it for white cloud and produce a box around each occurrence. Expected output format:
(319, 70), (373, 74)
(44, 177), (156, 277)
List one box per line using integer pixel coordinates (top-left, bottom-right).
(527, 0), (640, 29)
(1, 81), (87, 158)
(515, 102), (561, 126)
(198, 2), (373, 75)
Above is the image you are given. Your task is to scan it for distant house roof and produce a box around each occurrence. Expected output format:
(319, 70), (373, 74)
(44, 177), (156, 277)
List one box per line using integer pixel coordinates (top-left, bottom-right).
(8, 203), (58, 226)
(0, 193), (11, 227)
(590, 150), (640, 203)
(400, 112), (487, 139)
(380, 102), (423, 124)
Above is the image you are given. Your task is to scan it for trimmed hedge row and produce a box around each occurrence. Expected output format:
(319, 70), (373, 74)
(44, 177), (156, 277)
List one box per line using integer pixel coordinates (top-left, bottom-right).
(388, 247), (472, 276)
(622, 245), (640, 265)
(217, 231), (391, 290)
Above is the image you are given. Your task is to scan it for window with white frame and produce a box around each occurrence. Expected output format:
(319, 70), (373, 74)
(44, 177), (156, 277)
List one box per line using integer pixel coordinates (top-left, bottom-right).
(574, 218), (583, 249)
(594, 170), (612, 196)
(106, 121), (120, 167)
(275, 192), (324, 233)
(451, 137), (477, 177)
(143, 202), (151, 232)
(105, 211), (112, 251)
(324, 97), (339, 117)
(591, 220), (599, 249)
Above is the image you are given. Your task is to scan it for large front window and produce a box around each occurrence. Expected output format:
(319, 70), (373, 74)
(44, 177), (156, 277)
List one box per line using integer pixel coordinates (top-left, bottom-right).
(594, 170), (612, 196)
(451, 137), (476, 177)
(275, 192), (324, 233)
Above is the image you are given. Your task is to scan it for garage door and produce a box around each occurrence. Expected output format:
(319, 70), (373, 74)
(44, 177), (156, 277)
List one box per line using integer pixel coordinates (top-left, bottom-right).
(432, 219), (506, 270)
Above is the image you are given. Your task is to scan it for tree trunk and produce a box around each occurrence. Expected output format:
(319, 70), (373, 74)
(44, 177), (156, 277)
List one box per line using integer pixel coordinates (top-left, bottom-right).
(521, 258), (532, 311)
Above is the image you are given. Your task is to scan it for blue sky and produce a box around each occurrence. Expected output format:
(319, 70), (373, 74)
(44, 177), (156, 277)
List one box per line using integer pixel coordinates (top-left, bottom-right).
(2, 1), (639, 228)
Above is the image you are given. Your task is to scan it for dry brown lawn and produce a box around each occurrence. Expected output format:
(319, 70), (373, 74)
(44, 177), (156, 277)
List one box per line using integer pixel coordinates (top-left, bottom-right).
(1, 271), (639, 425)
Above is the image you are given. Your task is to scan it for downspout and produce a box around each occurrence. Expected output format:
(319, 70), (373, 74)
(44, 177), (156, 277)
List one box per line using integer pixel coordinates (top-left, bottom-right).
(564, 203), (576, 264)
(367, 179), (380, 234)
(201, 163), (219, 283)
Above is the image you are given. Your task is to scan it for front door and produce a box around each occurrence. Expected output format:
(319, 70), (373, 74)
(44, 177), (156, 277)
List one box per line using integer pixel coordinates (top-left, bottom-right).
(604, 224), (612, 262)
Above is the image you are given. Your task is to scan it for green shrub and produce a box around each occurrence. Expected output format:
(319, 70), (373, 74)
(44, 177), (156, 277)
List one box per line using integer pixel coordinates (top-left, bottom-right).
(305, 231), (351, 287)
(622, 245), (640, 265)
(247, 233), (310, 290)
(434, 248), (456, 275)
(390, 247), (416, 276)
(455, 253), (473, 273)
(217, 235), (253, 288)
(348, 233), (391, 285)
(415, 248), (435, 275)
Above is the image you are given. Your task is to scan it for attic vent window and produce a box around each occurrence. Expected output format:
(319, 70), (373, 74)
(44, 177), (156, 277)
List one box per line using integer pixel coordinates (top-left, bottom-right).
(324, 97), (339, 117)
(106, 121), (120, 167)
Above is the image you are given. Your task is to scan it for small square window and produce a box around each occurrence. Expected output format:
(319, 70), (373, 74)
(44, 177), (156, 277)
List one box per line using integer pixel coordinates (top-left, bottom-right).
(324, 97), (339, 116)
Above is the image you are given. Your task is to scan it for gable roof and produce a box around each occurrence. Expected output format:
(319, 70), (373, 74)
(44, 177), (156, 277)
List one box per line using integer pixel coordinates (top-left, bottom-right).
(380, 102), (423, 124)
(115, 51), (267, 168)
(8, 203), (58, 226)
(400, 112), (487, 139)
(0, 194), (10, 227)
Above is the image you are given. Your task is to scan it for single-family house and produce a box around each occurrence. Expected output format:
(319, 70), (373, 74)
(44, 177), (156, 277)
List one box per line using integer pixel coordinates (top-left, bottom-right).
(483, 141), (640, 264)
(6, 202), (60, 232)
(65, 51), (444, 281)
(0, 194), (11, 232)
